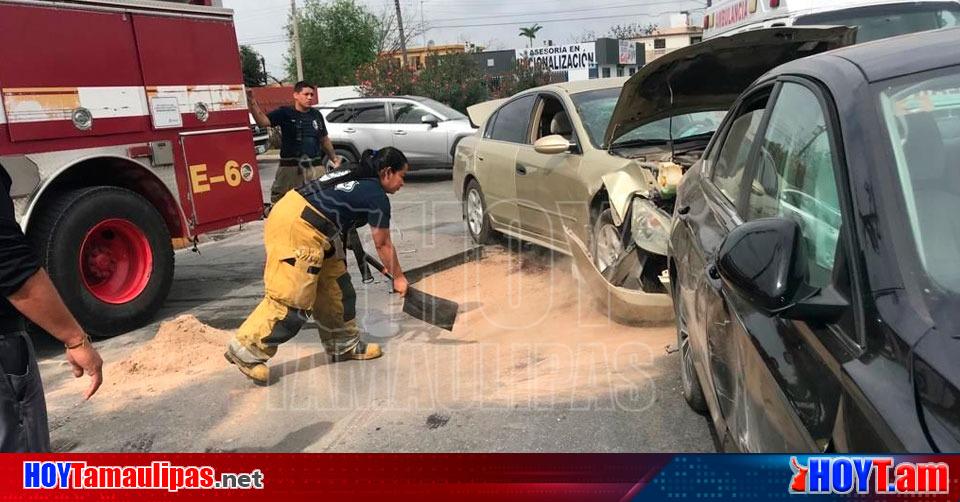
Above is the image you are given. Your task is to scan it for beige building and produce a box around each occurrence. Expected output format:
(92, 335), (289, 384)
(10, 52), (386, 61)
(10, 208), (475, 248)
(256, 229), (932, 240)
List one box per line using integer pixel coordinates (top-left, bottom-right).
(630, 25), (704, 63)
(381, 42), (481, 70)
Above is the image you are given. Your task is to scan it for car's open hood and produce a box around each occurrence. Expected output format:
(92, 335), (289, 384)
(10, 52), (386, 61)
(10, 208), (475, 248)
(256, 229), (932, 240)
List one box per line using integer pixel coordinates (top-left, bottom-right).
(467, 98), (507, 128)
(604, 26), (856, 146)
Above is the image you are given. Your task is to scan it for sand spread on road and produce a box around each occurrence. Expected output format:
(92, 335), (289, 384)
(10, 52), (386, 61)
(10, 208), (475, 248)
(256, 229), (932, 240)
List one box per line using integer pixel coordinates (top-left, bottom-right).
(50, 247), (678, 418)
(408, 247), (677, 406)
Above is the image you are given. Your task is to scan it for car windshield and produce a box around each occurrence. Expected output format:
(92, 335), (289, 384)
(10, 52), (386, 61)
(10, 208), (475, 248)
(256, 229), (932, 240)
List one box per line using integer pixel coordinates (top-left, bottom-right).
(878, 66), (960, 293)
(796, 2), (960, 43)
(571, 87), (726, 149)
(570, 87), (621, 148)
(416, 97), (468, 120)
(612, 111), (727, 146)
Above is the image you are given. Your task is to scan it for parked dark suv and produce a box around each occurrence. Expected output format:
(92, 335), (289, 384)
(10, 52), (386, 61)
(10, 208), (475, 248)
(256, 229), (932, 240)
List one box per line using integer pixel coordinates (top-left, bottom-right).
(669, 28), (960, 452)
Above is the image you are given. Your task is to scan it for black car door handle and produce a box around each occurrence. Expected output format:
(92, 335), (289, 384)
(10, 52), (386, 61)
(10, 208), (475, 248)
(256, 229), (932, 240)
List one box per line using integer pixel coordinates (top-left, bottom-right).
(516, 165), (527, 175)
(705, 263), (722, 290)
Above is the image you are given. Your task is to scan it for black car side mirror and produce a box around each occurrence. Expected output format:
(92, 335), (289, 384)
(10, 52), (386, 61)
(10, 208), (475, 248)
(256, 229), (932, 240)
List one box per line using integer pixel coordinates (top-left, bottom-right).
(716, 218), (847, 323)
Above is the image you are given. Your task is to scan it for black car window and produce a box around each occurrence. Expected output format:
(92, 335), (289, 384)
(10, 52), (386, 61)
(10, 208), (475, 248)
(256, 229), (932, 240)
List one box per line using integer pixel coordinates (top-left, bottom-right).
(483, 111), (498, 139)
(712, 103), (766, 205)
(351, 102), (387, 124)
(490, 95), (536, 144)
(746, 82), (842, 289)
(326, 104), (352, 123)
(391, 102), (432, 124)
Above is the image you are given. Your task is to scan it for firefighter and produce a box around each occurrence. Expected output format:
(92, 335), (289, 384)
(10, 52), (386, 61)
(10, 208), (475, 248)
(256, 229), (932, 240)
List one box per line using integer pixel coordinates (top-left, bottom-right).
(225, 147), (410, 385)
(247, 81), (340, 203)
(0, 166), (103, 451)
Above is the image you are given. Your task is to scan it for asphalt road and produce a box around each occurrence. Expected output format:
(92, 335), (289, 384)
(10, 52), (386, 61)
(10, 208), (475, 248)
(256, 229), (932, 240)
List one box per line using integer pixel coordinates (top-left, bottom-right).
(36, 158), (716, 453)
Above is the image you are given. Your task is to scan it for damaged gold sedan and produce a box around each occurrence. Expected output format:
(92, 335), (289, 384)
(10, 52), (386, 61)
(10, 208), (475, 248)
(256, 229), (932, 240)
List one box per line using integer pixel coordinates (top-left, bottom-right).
(572, 26), (860, 316)
(453, 26), (855, 320)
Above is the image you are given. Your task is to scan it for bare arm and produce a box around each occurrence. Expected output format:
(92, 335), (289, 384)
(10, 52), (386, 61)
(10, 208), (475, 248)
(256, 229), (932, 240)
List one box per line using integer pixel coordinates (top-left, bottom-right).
(246, 90), (271, 128)
(322, 136), (339, 166)
(7, 269), (103, 399)
(371, 227), (407, 295)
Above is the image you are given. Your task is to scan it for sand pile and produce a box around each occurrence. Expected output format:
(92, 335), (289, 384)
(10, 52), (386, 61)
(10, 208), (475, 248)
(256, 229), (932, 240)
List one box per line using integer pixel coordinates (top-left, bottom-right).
(50, 315), (234, 410)
(118, 315), (231, 377)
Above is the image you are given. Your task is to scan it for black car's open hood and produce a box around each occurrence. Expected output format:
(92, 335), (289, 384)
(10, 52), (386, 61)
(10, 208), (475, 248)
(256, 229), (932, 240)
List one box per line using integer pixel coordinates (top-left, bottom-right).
(604, 26), (856, 147)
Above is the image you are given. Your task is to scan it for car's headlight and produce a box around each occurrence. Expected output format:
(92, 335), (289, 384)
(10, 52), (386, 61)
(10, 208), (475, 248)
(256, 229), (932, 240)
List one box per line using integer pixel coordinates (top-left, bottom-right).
(630, 197), (671, 256)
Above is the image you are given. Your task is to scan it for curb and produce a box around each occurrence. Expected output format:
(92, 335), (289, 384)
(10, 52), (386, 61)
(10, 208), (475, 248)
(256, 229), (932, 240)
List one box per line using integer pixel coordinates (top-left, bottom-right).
(406, 246), (485, 283)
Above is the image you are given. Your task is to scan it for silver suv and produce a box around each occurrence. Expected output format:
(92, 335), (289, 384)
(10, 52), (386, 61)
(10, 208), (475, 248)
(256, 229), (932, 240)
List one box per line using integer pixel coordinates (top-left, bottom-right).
(319, 96), (476, 169)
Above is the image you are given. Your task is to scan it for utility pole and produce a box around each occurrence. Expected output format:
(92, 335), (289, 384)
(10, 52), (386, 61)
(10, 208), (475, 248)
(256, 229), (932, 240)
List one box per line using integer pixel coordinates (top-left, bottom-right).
(259, 55), (268, 86)
(290, 0), (304, 81)
(420, 0), (426, 47)
(394, 0), (408, 68)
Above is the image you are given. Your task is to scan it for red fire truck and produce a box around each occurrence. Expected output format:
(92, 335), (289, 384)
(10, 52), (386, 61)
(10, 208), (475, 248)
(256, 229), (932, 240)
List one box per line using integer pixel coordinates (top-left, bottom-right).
(0, 0), (263, 336)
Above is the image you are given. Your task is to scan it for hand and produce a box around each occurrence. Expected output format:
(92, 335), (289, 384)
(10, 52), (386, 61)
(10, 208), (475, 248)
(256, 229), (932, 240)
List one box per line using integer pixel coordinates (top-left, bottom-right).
(331, 155), (342, 169)
(393, 276), (409, 296)
(65, 340), (103, 400)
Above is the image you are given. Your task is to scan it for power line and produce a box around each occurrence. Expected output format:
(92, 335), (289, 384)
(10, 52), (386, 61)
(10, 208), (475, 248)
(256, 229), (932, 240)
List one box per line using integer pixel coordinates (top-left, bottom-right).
(430, 8), (704, 29)
(242, 39), (289, 47)
(424, 0), (697, 22)
(238, 34), (288, 43)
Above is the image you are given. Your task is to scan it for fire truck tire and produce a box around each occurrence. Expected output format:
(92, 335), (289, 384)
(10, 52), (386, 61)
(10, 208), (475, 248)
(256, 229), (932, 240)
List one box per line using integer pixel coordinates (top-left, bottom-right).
(30, 186), (174, 338)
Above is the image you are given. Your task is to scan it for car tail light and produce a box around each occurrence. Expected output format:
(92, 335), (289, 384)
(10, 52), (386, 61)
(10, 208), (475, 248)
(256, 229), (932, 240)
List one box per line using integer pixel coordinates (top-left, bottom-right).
(770, 0), (780, 7)
(703, 15), (710, 29)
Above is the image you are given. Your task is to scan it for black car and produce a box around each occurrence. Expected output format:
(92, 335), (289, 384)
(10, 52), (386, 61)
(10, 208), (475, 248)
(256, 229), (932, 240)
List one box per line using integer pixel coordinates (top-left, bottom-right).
(669, 27), (960, 452)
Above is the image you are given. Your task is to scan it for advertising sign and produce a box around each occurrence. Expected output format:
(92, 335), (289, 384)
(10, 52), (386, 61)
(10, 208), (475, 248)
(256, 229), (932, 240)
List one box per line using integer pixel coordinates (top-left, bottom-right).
(516, 43), (596, 71)
(618, 40), (636, 65)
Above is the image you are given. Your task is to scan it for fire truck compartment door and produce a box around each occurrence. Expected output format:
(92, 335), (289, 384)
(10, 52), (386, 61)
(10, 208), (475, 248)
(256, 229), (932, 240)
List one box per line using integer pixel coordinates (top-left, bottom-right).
(0, 3), (147, 142)
(179, 128), (263, 234)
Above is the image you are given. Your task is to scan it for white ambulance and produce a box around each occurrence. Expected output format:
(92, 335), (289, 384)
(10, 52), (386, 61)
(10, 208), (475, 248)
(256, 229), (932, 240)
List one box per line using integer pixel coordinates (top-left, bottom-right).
(703, 0), (960, 42)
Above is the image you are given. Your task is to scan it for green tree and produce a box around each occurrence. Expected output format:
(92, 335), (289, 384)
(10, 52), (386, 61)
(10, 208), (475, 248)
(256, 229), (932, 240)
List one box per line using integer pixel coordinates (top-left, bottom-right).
(493, 59), (552, 98)
(287, 0), (379, 86)
(415, 53), (489, 113)
(518, 23), (543, 48)
(240, 45), (267, 87)
(608, 22), (659, 39)
(356, 57), (416, 96)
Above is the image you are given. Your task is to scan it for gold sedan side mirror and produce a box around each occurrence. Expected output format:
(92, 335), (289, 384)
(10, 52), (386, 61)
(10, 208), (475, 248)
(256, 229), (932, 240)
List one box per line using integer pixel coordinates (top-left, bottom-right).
(534, 134), (573, 155)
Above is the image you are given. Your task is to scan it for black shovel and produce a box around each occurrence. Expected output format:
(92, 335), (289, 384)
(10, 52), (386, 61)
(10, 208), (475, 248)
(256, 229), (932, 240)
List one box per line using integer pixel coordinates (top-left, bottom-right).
(362, 254), (459, 331)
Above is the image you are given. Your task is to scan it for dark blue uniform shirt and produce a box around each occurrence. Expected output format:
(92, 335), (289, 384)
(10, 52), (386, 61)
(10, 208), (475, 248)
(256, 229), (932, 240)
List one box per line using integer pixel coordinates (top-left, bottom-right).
(299, 178), (390, 231)
(267, 106), (328, 159)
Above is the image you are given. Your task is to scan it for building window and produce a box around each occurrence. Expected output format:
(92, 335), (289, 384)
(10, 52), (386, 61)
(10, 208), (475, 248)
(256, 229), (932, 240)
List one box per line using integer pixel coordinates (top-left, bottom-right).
(602, 67), (611, 78)
(690, 36), (702, 45)
(653, 38), (666, 49)
(629, 67), (636, 75)
(487, 58), (495, 67)
(616, 66), (624, 77)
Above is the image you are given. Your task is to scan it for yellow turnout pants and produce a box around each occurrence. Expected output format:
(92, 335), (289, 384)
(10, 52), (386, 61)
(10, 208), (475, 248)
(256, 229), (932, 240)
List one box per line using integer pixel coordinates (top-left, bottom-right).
(230, 190), (360, 364)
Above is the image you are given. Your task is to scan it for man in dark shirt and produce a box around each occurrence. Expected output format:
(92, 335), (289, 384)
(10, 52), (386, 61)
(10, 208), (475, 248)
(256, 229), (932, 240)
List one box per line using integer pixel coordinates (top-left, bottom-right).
(225, 148), (409, 385)
(0, 166), (103, 451)
(248, 81), (341, 203)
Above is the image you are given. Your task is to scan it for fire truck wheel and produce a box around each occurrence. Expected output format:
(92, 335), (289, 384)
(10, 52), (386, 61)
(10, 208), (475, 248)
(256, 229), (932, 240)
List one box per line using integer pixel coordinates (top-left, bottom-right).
(30, 186), (175, 338)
